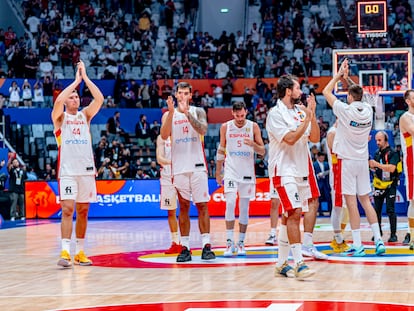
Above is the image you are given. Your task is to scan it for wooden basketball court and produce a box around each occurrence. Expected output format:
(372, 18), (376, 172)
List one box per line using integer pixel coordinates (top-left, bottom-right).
(1, 216), (414, 311)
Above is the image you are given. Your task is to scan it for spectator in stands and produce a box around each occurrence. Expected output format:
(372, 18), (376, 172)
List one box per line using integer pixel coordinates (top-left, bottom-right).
(8, 157), (27, 221)
(222, 75), (234, 106)
(255, 154), (267, 177)
(109, 138), (122, 163)
(208, 159), (216, 178)
(135, 114), (153, 158)
(43, 76), (53, 108)
(147, 161), (160, 179)
(104, 95), (117, 108)
(9, 80), (20, 107)
(94, 136), (110, 168)
(149, 80), (161, 108)
(21, 79), (32, 107)
(106, 111), (123, 143)
(150, 120), (161, 143)
(211, 83), (223, 107)
(138, 79), (151, 108)
(39, 55), (53, 78)
(135, 166), (150, 179)
(33, 80), (44, 108)
(97, 157), (112, 179)
(59, 39), (72, 68)
(26, 166), (38, 181)
(254, 97), (268, 127)
(42, 163), (57, 180)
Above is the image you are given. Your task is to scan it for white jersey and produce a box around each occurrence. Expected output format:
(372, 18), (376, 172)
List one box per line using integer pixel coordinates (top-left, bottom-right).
(332, 99), (372, 160)
(224, 119), (255, 183)
(55, 111), (95, 177)
(266, 99), (311, 178)
(160, 137), (172, 181)
(171, 106), (207, 175)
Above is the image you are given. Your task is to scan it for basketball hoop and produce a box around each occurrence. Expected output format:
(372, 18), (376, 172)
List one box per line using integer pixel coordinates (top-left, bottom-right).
(363, 85), (382, 108)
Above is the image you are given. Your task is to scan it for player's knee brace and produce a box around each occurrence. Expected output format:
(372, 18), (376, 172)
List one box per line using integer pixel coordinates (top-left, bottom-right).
(225, 192), (237, 221)
(238, 197), (250, 225)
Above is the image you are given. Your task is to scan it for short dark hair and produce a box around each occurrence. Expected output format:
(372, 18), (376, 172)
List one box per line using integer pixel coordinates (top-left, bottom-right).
(232, 101), (246, 111)
(277, 75), (298, 99)
(176, 81), (192, 93)
(404, 89), (414, 101)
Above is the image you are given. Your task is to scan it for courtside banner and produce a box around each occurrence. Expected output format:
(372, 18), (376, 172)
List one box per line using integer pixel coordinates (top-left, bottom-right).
(24, 178), (408, 218)
(24, 179), (272, 219)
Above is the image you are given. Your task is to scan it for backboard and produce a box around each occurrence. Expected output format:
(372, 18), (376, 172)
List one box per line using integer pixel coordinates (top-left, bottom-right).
(333, 48), (412, 96)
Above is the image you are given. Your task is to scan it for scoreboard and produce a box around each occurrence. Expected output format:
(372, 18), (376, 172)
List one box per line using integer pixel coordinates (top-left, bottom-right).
(357, 0), (387, 38)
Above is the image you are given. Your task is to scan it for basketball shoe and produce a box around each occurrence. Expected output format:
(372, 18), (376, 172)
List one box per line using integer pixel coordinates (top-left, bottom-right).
(294, 261), (315, 280)
(236, 241), (246, 256)
(165, 242), (183, 254)
(74, 250), (93, 266)
(302, 244), (328, 260)
(340, 245), (366, 257)
(223, 239), (235, 257)
(375, 240), (386, 256)
(201, 243), (216, 260)
(57, 250), (72, 268)
(330, 239), (349, 253)
(265, 234), (277, 246)
(176, 246), (192, 262)
(274, 261), (295, 278)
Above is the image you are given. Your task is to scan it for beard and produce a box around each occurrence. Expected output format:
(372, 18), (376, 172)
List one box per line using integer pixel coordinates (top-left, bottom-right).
(291, 95), (302, 106)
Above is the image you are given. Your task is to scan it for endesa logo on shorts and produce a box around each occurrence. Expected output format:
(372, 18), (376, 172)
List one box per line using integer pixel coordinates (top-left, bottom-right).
(64, 139), (88, 144)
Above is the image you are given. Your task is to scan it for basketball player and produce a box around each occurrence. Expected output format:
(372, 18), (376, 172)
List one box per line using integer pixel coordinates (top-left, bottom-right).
(160, 81), (215, 262)
(322, 58), (385, 257)
(266, 75), (319, 279)
(399, 89), (414, 250)
(156, 135), (182, 254)
(216, 101), (265, 256)
(326, 121), (349, 252)
(52, 60), (104, 267)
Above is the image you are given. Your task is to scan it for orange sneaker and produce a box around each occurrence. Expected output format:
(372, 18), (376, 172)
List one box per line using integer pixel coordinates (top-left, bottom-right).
(165, 242), (183, 254)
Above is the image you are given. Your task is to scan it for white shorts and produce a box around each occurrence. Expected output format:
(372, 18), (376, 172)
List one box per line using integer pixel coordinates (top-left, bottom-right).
(160, 178), (177, 210)
(339, 159), (371, 195)
(269, 179), (279, 199)
(273, 176), (310, 214)
(223, 179), (255, 199)
(173, 171), (210, 203)
(59, 175), (97, 203)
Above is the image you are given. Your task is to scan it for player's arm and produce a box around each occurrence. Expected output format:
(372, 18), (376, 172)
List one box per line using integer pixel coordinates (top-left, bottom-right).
(327, 130), (335, 151)
(51, 63), (82, 129)
(160, 96), (175, 140)
(80, 60), (104, 121)
(283, 106), (312, 145)
(248, 122), (265, 156)
(156, 135), (171, 166)
(322, 58), (348, 108)
(307, 93), (320, 143)
(186, 107), (208, 136)
(215, 123), (227, 185)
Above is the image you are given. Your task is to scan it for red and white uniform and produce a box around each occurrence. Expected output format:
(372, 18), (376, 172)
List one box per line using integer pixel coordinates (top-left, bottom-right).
(401, 111), (414, 200)
(55, 111), (95, 177)
(171, 106), (209, 203)
(223, 119), (256, 198)
(160, 137), (177, 210)
(55, 111), (96, 202)
(171, 106), (207, 175)
(326, 126), (343, 207)
(333, 99), (372, 195)
(266, 100), (311, 212)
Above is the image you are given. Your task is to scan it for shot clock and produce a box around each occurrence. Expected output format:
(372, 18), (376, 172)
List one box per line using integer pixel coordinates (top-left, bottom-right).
(357, 0), (387, 38)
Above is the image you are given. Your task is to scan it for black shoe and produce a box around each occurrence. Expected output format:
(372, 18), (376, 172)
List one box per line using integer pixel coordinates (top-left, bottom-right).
(201, 243), (216, 260)
(388, 235), (398, 243)
(176, 246), (192, 262)
(403, 233), (411, 245)
(371, 236), (375, 242)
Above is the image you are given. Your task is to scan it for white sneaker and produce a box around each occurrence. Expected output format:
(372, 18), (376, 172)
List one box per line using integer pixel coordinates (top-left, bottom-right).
(223, 239), (235, 257)
(236, 241), (246, 256)
(302, 244), (328, 260)
(265, 234), (277, 245)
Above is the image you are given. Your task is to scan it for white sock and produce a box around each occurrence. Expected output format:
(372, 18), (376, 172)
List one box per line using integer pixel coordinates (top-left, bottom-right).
(181, 236), (190, 249)
(226, 229), (234, 241)
(61, 238), (71, 253)
(171, 232), (179, 244)
(201, 233), (210, 247)
(370, 223), (382, 242)
(351, 229), (362, 248)
(276, 225), (290, 266)
(270, 228), (277, 236)
(303, 232), (313, 246)
(291, 243), (304, 265)
(239, 232), (246, 242)
(75, 238), (85, 254)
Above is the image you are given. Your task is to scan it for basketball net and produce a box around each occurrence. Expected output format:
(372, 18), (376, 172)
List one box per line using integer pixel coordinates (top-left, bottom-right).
(363, 85), (384, 130)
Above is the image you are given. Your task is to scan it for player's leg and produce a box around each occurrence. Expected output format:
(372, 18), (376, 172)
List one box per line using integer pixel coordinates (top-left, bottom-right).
(223, 190), (237, 256)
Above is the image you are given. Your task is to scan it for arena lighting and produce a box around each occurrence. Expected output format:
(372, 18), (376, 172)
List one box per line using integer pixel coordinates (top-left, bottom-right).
(220, 8), (229, 13)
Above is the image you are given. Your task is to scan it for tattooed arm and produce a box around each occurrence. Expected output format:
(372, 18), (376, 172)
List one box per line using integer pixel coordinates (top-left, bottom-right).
(186, 107), (208, 136)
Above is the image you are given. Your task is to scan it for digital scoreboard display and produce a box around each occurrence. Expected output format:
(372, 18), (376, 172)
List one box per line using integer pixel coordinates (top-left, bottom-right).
(357, 0), (387, 37)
